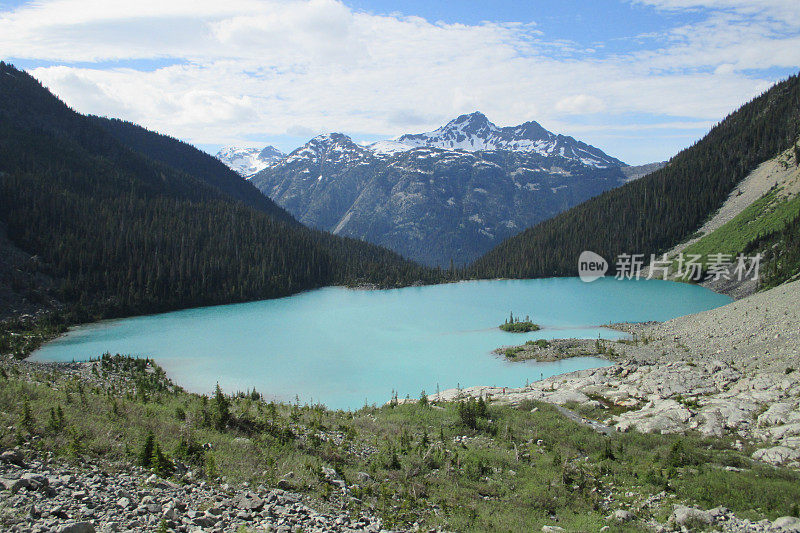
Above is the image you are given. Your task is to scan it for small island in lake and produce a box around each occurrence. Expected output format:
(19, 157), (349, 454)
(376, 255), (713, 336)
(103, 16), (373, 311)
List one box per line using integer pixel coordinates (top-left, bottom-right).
(499, 312), (540, 332)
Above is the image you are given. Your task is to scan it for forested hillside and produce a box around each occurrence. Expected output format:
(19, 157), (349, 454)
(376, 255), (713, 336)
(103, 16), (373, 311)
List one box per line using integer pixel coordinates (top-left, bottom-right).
(0, 63), (443, 321)
(470, 74), (800, 278)
(751, 204), (800, 289)
(93, 117), (296, 222)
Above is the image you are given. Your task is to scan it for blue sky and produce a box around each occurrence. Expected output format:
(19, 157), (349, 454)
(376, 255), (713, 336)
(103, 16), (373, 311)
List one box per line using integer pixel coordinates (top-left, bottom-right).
(1, 0), (798, 164)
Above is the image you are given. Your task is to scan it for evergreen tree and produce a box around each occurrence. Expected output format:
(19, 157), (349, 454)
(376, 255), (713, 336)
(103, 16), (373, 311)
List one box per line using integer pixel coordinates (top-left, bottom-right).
(212, 383), (230, 431)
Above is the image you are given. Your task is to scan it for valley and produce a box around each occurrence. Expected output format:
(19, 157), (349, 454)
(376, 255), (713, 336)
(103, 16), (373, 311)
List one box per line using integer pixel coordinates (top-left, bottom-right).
(1, 50), (800, 533)
(248, 114), (647, 267)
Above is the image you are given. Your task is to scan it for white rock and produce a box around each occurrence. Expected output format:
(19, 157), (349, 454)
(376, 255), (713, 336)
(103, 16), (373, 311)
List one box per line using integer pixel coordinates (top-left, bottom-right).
(670, 505), (714, 527)
(615, 399), (692, 434)
(752, 446), (800, 466)
(606, 509), (635, 522)
(697, 409), (725, 437)
(773, 516), (800, 532)
(757, 402), (794, 426)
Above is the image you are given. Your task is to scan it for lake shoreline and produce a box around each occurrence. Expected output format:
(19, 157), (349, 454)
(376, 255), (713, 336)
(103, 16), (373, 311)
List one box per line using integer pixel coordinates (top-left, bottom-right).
(12, 275), (733, 364)
(23, 278), (729, 410)
(420, 279), (800, 469)
(3, 280), (797, 532)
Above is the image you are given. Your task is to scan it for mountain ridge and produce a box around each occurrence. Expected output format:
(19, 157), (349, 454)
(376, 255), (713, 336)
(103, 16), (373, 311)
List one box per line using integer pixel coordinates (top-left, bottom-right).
(252, 115), (630, 266)
(370, 112), (625, 169)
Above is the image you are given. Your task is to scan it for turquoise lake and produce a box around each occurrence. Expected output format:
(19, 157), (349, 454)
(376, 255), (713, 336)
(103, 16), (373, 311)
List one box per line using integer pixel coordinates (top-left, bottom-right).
(31, 278), (731, 410)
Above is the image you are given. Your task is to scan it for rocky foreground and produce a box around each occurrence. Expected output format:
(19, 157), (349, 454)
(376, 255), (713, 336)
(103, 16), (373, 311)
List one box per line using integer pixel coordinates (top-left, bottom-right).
(3, 280), (800, 533)
(0, 447), (382, 533)
(0, 357), (385, 533)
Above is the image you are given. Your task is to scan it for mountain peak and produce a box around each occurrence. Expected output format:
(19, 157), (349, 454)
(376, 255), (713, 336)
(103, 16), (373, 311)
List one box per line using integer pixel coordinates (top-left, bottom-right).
(259, 145), (284, 159)
(215, 145), (285, 177)
(304, 133), (363, 155)
(367, 113), (622, 167)
(450, 111), (491, 126)
(279, 132), (369, 168)
(309, 132), (354, 145)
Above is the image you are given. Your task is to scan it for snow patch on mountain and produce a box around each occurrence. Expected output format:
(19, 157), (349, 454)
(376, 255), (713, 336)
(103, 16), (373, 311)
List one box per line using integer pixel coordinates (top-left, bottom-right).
(367, 112), (624, 169)
(216, 145), (285, 177)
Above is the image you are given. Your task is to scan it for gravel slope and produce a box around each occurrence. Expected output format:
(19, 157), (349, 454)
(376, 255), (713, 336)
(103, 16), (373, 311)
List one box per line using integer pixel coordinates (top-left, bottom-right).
(643, 145), (800, 299)
(669, 146), (800, 258)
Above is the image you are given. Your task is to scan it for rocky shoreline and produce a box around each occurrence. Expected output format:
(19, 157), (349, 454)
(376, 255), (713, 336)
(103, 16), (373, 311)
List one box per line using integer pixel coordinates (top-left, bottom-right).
(493, 338), (598, 362)
(429, 280), (800, 469)
(394, 280), (800, 531)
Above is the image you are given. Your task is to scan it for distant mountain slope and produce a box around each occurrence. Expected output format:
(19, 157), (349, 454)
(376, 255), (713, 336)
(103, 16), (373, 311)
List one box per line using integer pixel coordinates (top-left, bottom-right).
(0, 62), (441, 320)
(642, 144), (800, 297)
(216, 145), (285, 177)
(469, 73), (800, 279)
(252, 114), (630, 267)
(621, 161), (666, 182)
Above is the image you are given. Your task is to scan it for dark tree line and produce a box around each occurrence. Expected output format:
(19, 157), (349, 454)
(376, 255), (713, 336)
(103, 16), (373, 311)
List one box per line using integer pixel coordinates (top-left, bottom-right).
(469, 73), (800, 279)
(0, 62), (447, 321)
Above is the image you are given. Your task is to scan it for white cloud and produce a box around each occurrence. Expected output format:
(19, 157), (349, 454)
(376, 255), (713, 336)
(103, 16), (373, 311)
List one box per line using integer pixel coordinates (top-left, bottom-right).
(555, 95), (606, 114)
(1, 0), (797, 161)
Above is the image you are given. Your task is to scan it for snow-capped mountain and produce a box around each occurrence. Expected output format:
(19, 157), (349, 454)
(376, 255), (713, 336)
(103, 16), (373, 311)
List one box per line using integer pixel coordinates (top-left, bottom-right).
(368, 112), (623, 169)
(215, 145), (285, 177)
(282, 133), (371, 169)
(252, 117), (631, 266)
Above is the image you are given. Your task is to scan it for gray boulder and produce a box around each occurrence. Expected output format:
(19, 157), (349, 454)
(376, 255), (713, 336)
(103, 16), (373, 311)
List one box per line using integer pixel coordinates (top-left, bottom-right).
(670, 505), (714, 528)
(58, 522), (96, 533)
(0, 450), (25, 467)
(232, 491), (265, 512)
(606, 509), (635, 522)
(752, 446), (800, 466)
(773, 516), (800, 532)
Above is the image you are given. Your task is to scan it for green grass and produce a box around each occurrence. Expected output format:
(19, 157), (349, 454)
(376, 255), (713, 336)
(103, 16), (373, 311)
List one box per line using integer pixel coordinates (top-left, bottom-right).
(502, 346), (525, 358)
(526, 339), (550, 348)
(680, 189), (800, 271)
(2, 355), (800, 532)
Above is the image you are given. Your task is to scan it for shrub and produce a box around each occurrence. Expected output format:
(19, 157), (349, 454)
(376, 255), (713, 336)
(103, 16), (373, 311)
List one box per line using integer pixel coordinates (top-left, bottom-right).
(151, 441), (174, 477)
(175, 435), (204, 464)
(525, 339), (550, 348)
(665, 439), (702, 468)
